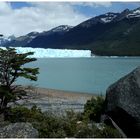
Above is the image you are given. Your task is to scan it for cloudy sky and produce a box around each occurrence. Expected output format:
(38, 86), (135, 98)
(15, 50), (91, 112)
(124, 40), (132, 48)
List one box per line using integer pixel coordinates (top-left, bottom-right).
(0, 2), (140, 37)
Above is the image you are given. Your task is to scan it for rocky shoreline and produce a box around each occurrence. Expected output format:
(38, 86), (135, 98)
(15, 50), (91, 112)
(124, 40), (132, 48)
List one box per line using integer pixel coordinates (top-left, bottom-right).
(13, 87), (94, 114)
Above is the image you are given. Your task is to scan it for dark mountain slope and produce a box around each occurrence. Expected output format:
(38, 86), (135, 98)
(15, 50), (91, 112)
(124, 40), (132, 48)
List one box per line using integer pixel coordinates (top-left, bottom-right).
(25, 25), (73, 48)
(4, 7), (140, 56)
(26, 12), (120, 48)
(4, 32), (39, 47)
(25, 8), (140, 56)
(89, 17), (140, 56)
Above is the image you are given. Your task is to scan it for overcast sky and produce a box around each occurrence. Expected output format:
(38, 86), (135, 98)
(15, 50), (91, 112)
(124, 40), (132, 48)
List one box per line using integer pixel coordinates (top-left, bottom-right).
(0, 2), (140, 37)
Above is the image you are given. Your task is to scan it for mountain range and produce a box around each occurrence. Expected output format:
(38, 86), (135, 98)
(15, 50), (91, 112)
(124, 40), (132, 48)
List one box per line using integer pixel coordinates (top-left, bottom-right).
(1, 7), (140, 56)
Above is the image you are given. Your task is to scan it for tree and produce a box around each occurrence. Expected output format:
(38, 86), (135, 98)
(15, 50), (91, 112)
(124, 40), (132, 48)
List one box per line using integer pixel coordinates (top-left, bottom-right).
(0, 47), (39, 110)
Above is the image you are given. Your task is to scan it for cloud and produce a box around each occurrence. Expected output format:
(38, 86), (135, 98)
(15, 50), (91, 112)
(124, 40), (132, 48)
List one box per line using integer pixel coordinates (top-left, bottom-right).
(0, 2), (112, 37)
(70, 2), (112, 8)
(0, 2), (89, 37)
(0, 2), (12, 14)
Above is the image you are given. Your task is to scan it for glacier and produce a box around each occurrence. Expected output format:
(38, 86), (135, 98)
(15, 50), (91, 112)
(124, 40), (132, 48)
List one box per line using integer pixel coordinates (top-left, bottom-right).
(0, 47), (91, 58)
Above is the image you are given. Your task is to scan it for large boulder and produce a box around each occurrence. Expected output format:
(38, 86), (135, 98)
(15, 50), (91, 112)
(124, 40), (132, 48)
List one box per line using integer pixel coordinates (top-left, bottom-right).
(0, 122), (39, 138)
(105, 66), (140, 138)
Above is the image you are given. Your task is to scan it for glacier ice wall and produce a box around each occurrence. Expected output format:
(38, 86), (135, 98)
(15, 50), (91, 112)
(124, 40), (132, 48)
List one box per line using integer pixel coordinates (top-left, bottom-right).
(0, 47), (91, 58)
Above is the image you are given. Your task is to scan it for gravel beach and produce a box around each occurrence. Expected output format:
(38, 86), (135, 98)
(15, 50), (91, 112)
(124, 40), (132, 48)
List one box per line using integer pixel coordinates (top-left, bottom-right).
(15, 86), (94, 115)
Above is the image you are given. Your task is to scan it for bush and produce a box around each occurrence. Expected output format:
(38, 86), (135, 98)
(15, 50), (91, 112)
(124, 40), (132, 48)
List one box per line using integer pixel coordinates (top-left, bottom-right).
(62, 110), (80, 137)
(5, 106), (82, 138)
(75, 123), (94, 138)
(5, 105), (44, 123)
(4, 102), (121, 138)
(94, 124), (122, 138)
(4, 105), (64, 137)
(34, 110), (83, 138)
(83, 96), (105, 122)
(34, 115), (67, 138)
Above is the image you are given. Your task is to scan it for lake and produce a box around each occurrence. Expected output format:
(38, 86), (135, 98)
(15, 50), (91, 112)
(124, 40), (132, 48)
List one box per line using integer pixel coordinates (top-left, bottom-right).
(17, 57), (140, 95)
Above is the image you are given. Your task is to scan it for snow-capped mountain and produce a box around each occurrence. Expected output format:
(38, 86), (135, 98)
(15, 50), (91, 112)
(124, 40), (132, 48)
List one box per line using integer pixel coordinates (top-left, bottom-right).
(3, 31), (40, 47)
(50, 25), (73, 33)
(15, 32), (39, 42)
(2, 7), (140, 56)
(0, 35), (15, 46)
(40, 25), (73, 36)
(79, 7), (140, 27)
(127, 7), (140, 18)
(25, 25), (73, 48)
(3, 25), (73, 47)
(23, 7), (140, 56)
(100, 12), (118, 23)
(79, 12), (119, 27)
(26, 32), (39, 39)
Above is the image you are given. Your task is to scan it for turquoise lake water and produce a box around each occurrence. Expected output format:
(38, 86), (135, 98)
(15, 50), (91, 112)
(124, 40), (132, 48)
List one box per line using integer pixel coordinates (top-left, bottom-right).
(17, 57), (140, 95)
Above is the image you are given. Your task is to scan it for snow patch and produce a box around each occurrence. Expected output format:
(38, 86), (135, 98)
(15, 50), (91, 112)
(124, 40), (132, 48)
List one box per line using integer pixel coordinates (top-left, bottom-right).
(51, 25), (73, 32)
(127, 9), (140, 18)
(101, 17), (112, 23)
(133, 10), (140, 14)
(0, 36), (11, 45)
(100, 14), (117, 23)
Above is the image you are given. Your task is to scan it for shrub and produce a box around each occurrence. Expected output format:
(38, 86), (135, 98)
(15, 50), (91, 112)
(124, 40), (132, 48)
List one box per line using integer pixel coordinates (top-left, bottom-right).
(5, 105), (44, 122)
(5, 103), (121, 138)
(94, 124), (122, 138)
(75, 123), (94, 138)
(5, 106), (79, 138)
(83, 96), (105, 122)
(35, 115), (67, 138)
(61, 110), (80, 137)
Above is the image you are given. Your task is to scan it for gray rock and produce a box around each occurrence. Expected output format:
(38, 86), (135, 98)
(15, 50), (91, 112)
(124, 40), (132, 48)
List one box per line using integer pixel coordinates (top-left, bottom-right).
(0, 122), (39, 138)
(105, 66), (140, 137)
